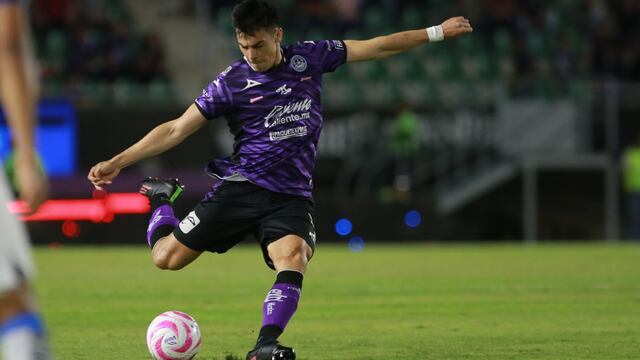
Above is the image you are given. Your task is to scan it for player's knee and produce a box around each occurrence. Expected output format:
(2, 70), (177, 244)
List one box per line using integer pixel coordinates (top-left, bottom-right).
(152, 250), (184, 271)
(270, 242), (312, 269)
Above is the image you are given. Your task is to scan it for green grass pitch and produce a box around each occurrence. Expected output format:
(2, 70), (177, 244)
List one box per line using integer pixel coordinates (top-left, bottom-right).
(33, 243), (640, 359)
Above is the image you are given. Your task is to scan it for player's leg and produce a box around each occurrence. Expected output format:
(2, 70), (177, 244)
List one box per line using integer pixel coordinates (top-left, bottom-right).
(260, 235), (313, 340)
(267, 235), (314, 273)
(140, 177), (203, 270)
(0, 183), (51, 359)
(0, 284), (50, 360)
(151, 233), (202, 270)
(247, 235), (313, 360)
(247, 195), (316, 360)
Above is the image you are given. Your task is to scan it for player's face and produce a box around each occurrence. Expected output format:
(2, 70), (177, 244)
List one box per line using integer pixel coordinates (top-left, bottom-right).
(236, 27), (283, 72)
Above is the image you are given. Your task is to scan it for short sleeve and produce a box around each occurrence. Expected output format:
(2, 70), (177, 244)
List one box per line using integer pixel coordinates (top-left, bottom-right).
(303, 40), (347, 73)
(194, 77), (233, 120)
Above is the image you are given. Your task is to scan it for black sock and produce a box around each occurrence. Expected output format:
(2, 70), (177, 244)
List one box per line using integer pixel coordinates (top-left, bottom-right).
(256, 324), (283, 346)
(275, 270), (304, 287)
(151, 197), (171, 210)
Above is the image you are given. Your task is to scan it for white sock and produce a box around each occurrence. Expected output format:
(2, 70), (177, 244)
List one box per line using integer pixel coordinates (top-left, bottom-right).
(1, 313), (51, 360)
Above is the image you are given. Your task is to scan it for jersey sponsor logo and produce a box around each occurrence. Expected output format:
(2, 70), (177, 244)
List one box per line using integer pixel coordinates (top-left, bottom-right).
(179, 211), (200, 234)
(269, 126), (308, 141)
(250, 95), (264, 103)
(241, 79), (262, 91)
(264, 99), (312, 128)
(291, 55), (308, 72)
(300, 76), (312, 82)
(332, 40), (344, 50)
(276, 84), (292, 95)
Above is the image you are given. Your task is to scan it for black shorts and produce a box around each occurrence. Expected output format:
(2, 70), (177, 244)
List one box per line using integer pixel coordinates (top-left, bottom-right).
(173, 181), (316, 269)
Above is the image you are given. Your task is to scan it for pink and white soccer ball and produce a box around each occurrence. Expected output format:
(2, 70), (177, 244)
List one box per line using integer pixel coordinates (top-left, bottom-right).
(146, 311), (202, 360)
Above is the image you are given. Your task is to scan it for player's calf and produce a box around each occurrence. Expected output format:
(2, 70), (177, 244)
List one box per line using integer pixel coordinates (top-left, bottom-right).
(150, 234), (201, 271)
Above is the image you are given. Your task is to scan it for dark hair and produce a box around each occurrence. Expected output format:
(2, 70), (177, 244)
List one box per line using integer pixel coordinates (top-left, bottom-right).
(232, 0), (279, 35)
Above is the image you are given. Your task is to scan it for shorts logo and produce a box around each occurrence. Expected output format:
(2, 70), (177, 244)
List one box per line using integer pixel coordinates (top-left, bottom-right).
(308, 212), (316, 243)
(291, 55), (307, 72)
(179, 211), (200, 234)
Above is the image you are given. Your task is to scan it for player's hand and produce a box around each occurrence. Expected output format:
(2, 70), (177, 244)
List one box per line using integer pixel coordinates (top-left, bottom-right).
(441, 16), (473, 39)
(15, 154), (49, 212)
(88, 160), (121, 190)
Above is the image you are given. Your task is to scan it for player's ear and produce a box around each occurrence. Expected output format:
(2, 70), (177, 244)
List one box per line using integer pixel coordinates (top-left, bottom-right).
(274, 27), (283, 43)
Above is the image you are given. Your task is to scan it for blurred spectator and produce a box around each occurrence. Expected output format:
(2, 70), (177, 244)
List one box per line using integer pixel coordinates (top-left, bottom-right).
(622, 133), (640, 240)
(389, 105), (421, 193)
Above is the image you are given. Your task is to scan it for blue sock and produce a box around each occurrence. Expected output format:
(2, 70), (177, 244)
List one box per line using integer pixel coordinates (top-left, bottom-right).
(0, 312), (45, 337)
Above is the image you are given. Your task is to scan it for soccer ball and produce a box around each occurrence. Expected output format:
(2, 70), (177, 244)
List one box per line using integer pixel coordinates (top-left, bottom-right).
(146, 311), (202, 360)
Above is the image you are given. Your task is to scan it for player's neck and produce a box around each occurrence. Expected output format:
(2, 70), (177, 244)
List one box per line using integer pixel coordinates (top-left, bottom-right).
(268, 47), (283, 71)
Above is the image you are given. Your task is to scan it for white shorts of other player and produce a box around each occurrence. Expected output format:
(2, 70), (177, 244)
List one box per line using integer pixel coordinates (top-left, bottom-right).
(0, 172), (35, 295)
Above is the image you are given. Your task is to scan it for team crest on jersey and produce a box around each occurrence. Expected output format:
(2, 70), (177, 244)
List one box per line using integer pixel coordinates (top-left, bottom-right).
(291, 55), (307, 72)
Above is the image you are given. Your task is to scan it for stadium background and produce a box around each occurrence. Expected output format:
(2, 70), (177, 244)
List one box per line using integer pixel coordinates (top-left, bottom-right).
(5, 0), (640, 244)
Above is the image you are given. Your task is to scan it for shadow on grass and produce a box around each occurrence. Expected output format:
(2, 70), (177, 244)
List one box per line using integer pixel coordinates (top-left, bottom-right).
(211, 354), (242, 360)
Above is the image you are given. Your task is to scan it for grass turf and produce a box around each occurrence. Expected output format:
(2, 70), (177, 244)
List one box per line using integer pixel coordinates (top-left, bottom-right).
(33, 243), (640, 359)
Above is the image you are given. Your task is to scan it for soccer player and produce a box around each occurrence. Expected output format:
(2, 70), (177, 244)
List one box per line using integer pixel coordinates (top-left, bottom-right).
(88, 1), (472, 358)
(0, 0), (52, 359)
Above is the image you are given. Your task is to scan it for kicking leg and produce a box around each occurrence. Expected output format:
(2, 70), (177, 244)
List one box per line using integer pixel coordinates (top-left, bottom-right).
(151, 233), (202, 270)
(140, 177), (202, 270)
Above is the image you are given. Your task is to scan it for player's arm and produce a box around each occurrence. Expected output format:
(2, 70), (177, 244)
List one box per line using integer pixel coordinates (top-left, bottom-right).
(88, 104), (207, 189)
(0, 2), (48, 210)
(344, 16), (472, 63)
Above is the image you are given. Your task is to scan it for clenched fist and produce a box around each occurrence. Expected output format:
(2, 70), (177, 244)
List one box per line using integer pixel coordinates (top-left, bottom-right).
(87, 160), (121, 190)
(441, 16), (473, 39)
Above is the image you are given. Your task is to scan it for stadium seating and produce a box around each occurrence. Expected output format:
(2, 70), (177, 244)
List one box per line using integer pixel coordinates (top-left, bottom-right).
(31, 0), (174, 103)
(207, 1), (639, 108)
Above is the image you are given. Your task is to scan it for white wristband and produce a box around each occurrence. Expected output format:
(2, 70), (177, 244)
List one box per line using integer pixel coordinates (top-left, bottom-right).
(426, 25), (444, 42)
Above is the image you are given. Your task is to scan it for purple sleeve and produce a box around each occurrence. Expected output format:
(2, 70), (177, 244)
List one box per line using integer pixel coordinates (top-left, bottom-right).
(305, 40), (347, 73)
(194, 77), (233, 120)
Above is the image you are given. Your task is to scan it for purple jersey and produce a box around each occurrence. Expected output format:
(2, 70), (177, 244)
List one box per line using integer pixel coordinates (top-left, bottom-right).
(195, 40), (347, 198)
